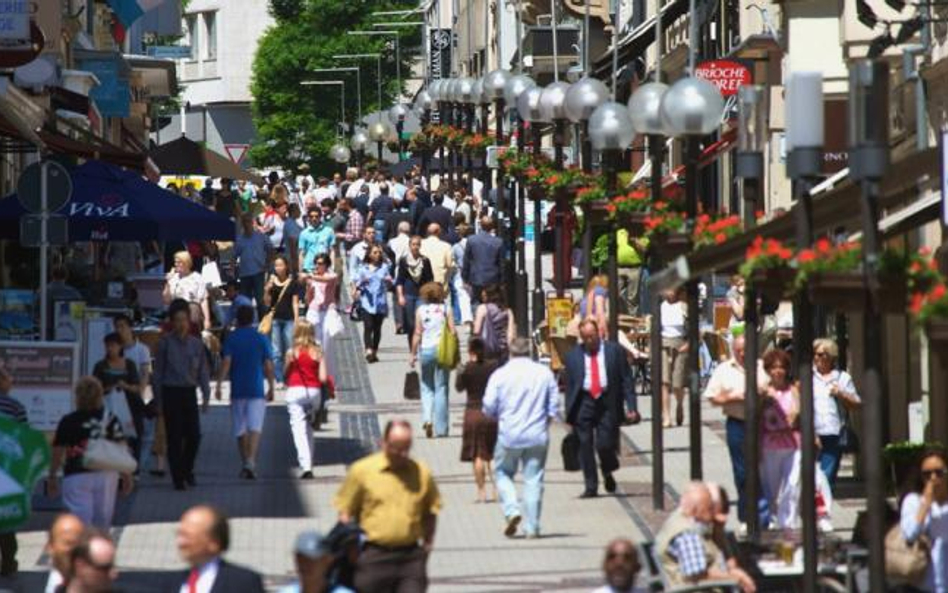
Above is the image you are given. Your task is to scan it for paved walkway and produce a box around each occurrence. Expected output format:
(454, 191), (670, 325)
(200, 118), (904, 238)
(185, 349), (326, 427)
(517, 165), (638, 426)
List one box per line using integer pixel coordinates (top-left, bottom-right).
(0, 255), (861, 592)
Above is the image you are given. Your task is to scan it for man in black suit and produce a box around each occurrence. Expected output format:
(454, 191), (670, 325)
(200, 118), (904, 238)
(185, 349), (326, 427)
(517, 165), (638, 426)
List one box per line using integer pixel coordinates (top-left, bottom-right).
(565, 319), (639, 498)
(417, 193), (454, 240)
(173, 505), (264, 593)
(462, 216), (503, 306)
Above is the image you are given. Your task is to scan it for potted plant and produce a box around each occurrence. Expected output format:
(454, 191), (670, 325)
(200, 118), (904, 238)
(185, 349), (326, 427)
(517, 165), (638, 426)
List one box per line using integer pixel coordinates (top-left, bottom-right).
(795, 239), (906, 312)
(739, 235), (796, 301)
(692, 214), (743, 249)
(462, 132), (493, 156)
(644, 200), (689, 257)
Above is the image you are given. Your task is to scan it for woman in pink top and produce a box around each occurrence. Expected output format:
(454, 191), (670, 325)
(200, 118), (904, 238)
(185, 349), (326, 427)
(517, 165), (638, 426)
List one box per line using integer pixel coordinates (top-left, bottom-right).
(303, 254), (339, 347)
(284, 320), (327, 479)
(759, 347), (801, 528)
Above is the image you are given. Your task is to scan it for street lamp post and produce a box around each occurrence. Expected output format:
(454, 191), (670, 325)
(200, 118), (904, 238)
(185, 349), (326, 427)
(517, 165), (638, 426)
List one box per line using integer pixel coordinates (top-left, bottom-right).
(565, 77), (608, 285)
(457, 77), (477, 194)
(588, 102), (635, 341)
(518, 85), (547, 331)
(785, 70), (824, 592)
(347, 30), (403, 99)
(311, 67), (362, 125)
(415, 89), (434, 178)
(299, 80), (347, 130)
(849, 59), (889, 593)
(660, 74), (724, 482)
(388, 103), (410, 161)
(472, 77), (491, 203)
(540, 82), (571, 298)
(368, 119), (393, 165)
(505, 74), (537, 337)
(484, 69), (513, 306)
(736, 84), (766, 538)
(351, 129), (369, 167)
(333, 53), (383, 132)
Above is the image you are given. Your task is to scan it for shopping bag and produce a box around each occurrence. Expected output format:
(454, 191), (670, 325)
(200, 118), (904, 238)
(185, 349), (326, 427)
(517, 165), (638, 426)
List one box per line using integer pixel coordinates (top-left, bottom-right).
(325, 307), (345, 338)
(104, 390), (137, 439)
(201, 261), (223, 288)
(84, 438), (137, 474)
(403, 371), (420, 400)
(561, 431), (581, 472)
(436, 322), (460, 370)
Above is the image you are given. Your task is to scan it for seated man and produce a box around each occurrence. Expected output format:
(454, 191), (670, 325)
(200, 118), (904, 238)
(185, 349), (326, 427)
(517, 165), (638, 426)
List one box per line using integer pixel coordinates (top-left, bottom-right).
(654, 482), (755, 593)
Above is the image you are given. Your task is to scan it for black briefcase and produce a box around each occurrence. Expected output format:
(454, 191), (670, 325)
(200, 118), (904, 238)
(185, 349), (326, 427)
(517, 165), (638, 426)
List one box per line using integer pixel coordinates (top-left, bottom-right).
(561, 431), (581, 472)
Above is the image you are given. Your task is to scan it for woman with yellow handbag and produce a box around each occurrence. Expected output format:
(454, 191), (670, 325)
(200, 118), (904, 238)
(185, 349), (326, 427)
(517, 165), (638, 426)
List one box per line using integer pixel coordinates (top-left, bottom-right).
(410, 282), (457, 438)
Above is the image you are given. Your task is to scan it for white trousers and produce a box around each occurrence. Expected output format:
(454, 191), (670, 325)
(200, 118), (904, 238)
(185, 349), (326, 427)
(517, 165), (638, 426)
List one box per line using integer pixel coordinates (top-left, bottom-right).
(285, 386), (322, 470)
(62, 471), (119, 530)
(760, 448), (797, 529)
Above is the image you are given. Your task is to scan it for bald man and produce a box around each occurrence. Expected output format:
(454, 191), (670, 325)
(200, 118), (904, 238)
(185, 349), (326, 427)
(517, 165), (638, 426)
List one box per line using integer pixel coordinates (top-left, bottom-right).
(45, 514), (84, 593)
(63, 529), (117, 593)
(334, 420), (441, 593)
(420, 223), (454, 288)
(655, 483), (755, 592)
(175, 504), (264, 592)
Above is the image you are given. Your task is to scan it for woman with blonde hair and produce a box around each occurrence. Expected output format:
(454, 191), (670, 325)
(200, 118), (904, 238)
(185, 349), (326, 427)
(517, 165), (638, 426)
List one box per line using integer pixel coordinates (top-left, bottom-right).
(579, 274), (609, 339)
(284, 320), (328, 479)
(410, 282), (456, 438)
(48, 377), (133, 530)
(162, 250), (210, 330)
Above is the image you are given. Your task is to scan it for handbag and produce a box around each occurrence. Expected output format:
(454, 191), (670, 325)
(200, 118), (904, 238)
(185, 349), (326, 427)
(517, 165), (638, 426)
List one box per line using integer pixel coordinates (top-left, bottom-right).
(561, 431), (581, 472)
(403, 370), (420, 400)
(83, 414), (137, 474)
(258, 279), (292, 335)
(884, 522), (930, 585)
(436, 317), (460, 370)
(833, 373), (860, 453)
(324, 307), (345, 338)
(349, 299), (365, 322)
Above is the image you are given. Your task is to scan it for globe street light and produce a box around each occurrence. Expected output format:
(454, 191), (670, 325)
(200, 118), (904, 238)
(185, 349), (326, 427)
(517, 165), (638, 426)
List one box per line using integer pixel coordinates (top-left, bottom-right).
(330, 143), (351, 164)
(350, 129), (369, 166)
(504, 73), (536, 337)
(516, 84), (547, 327)
(368, 120), (393, 164)
(539, 80), (571, 297)
(388, 103), (411, 160)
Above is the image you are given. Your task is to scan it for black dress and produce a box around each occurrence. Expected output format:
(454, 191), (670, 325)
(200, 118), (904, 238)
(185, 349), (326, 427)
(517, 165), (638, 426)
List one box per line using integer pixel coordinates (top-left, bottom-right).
(457, 360), (500, 462)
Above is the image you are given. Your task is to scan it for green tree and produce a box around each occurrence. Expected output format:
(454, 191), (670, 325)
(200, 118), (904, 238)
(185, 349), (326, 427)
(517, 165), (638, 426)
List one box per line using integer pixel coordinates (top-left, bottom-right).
(250, 0), (420, 172)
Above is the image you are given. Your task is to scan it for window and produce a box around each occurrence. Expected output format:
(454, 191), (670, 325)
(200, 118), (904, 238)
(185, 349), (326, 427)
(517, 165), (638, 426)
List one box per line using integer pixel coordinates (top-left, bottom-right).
(185, 14), (199, 60)
(204, 12), (217, 60)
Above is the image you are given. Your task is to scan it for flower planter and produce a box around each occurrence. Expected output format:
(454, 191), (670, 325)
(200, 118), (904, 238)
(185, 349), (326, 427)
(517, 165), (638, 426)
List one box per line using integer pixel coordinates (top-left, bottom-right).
(585, 202), (612, 226)
(924, 320), (948, 361)
(623, 211), (648, 235)
(652, 233), (691, 258)
(750, 267), (796, 302)
(806, 272), (906, 313)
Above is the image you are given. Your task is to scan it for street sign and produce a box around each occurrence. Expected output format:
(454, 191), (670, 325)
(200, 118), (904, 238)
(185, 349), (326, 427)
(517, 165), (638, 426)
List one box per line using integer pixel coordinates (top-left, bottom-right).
(224, 144), (250, 165)
(20, 214), (67, 247)
(0, 0), (29, 41)
(17, 161), (72, 213)
(146, 45), (193, 59)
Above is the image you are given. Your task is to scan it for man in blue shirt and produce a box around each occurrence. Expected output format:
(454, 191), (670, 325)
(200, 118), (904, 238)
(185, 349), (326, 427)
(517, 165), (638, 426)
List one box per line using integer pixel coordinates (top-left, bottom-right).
(298, 206), (337, 273)
(234, 213), (272, 317)
(216, 306), (274, 480)
(482, 337), (560, 539)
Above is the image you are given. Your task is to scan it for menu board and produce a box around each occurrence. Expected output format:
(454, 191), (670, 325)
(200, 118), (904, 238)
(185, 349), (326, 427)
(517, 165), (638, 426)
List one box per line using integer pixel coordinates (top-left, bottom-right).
(0, 342), (79, 431)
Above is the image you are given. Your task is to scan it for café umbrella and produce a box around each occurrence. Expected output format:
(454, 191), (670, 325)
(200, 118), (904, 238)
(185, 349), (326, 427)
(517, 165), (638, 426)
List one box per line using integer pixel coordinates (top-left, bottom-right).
(0, 160), (235, 242)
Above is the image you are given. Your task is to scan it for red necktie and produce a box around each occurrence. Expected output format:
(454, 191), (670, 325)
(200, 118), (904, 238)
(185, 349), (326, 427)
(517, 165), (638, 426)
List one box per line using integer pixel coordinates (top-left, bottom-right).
(589, 352), (602, 399)
(187, 568), (200, 593)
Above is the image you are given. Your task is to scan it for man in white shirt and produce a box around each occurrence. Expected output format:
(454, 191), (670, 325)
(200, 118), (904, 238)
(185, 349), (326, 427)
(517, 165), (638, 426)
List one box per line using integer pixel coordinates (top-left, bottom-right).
(175, 505), (264, 592)
(312, 177), (335, 206)
(420, 223), (454, 288)
(660, 289), (687, 427)
(44, 514), (84, 593)
(702, 335), (768, 529)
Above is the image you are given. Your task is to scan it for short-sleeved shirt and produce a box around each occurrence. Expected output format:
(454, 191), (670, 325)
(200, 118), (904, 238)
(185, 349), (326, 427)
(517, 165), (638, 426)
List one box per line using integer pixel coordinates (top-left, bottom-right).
(234, 231), (270, 278)
(168, 271), (206, 305)
(333, 451), (442, 547)
(53, 409), (125, 476)
(123, 341), (152, 376)
(268, 278), (299, 321)
(0, 394), (27, 424)
(299, 224), (336, 271)
(222, 326), (272, 399)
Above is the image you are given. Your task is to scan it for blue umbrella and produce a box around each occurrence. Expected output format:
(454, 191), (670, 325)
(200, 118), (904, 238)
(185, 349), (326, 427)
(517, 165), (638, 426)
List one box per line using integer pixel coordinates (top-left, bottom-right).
(0, 160), (235, 241)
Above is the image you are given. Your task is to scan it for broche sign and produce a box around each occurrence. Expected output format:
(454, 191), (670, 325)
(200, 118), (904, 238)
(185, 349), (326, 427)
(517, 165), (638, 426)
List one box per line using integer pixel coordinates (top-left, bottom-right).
(694, 60), (752, 97)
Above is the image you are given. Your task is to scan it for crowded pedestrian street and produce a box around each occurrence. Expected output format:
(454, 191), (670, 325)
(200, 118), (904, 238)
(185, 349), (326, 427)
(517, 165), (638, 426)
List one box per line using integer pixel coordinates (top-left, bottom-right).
(2, 0), (948, 592)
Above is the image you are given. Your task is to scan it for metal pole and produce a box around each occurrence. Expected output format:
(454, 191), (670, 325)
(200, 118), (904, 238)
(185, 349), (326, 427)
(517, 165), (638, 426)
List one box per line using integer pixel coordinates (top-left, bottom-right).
(551, 0), (559, 82)
(395, 36), (401, 97)
(553, 119), (566, 297)
(39, 160), (48, 341)
(581, 121), (592, 285)
(531, 126), (545, 329)
(649, 134), (665, 510)
(356, 67), (363, 125)
(515, 117), (529, 337)
(606, 152), (619, 341)
(377, 56), (383, 120)
(685, 137), (702, 480)
(583, 0), (590, 74)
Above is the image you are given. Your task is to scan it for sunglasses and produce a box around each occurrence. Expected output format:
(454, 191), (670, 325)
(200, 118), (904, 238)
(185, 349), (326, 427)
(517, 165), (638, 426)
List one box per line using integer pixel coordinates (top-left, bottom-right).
(922, 469), (947, 479)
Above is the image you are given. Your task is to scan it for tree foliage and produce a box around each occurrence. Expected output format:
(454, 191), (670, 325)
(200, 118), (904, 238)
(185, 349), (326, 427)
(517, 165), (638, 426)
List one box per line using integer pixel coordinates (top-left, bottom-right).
(250, 0), (420, 172)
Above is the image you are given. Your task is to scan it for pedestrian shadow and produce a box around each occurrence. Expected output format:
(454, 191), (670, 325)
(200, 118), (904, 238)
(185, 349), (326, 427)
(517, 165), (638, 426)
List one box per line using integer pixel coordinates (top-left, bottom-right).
(312, 436), (375, 467)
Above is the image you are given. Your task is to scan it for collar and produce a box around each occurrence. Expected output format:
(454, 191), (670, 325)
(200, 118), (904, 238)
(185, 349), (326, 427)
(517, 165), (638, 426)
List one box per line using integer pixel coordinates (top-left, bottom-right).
(191, 557), (221, 576)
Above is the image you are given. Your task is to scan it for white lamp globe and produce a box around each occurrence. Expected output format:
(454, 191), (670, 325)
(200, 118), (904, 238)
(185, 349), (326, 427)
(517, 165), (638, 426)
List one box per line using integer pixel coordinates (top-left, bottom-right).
(368, 120), (392, 142)
(659, 77), (724, 137)
(330, 143), (351, 163)
(628, 82), (669, 135)
(416, 89), (433, 111)
(456, 77), (476, 104)
(564, 77), (609, 123)
(350, 130), (369, 151)
(539, 81), (570, 122)
(504, 74), (536, 107)
(516, 86), (545, 123)
(484, 69), (512, 101)
(588, 101), (636, 151)
(388, 103), (410, 124)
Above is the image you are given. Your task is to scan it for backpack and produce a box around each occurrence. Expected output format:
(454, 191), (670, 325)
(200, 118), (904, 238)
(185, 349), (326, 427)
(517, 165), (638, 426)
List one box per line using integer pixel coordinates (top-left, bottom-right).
(480, 304), (506, 358)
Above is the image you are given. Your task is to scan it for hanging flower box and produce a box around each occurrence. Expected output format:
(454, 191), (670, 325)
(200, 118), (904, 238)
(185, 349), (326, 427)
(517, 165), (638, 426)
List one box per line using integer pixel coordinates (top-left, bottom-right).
(924, 319), (948, 361)
(806, 271), (907, 313)
(652, 232), (691, 258)
(585, 201), (613, 226)
(751, 267), (797, 302)
(740, 236), (795, 301)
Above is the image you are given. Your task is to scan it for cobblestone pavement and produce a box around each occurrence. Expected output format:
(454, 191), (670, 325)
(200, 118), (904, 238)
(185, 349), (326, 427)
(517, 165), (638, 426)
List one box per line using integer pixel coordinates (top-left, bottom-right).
(0, 252), (860, 592)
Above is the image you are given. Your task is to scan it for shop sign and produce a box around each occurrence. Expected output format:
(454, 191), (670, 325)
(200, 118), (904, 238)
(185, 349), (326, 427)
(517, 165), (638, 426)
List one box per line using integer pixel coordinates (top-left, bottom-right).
(823, 99), (848, 174)
(429, 29), (452, 124)
(0, 1), (28, 40)
(0, 341), (79, 431)
(77, 57), (130, 118)
(694, 60), (752, 97)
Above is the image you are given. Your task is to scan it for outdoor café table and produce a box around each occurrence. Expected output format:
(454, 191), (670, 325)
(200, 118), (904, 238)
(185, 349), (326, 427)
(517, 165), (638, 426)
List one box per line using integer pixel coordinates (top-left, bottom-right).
(728, 532), (864, 592)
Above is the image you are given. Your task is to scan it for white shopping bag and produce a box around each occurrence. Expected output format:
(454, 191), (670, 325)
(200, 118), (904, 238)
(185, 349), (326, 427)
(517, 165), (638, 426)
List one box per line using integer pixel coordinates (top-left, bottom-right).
(201, 261), (223, 288)
(103, 390), (137, 439)
(778, 449), (834, 529)
(324, 307), (344, 338)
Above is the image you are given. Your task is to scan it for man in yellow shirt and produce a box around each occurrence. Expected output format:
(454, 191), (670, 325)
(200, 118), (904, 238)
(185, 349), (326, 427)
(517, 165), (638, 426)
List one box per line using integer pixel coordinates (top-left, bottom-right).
(617, 229), (648, 315)
(334, 420), (441, 593)
(420, 223), (454, 287)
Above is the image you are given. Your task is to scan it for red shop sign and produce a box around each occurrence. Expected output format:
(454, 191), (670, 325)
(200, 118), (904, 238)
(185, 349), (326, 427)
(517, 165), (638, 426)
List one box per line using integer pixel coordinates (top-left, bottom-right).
(694, 60), (752, 96)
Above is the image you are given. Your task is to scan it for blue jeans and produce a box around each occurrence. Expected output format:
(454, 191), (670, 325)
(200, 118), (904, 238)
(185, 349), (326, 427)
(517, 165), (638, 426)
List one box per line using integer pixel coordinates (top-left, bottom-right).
(726, 417), (748, 523)
(494, 442), (548, 536)
(818, 434), (842, 488)
(419, 347), (449, 436)
(240, 273), (267, 317)
(271, 318), (294, 383)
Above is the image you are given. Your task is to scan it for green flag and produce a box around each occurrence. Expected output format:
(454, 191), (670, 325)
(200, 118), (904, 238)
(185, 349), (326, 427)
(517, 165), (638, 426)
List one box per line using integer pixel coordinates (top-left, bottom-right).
(0, 416), (50, 530)
(0, 470), (28, 532)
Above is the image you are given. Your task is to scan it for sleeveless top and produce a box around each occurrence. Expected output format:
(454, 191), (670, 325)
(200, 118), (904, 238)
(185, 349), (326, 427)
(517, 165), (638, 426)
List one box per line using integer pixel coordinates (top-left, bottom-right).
(579, 286), (607, 317)
(286, 348), (322, 388)
(418, 303), (447, 349)
(761, 386), (801, 450)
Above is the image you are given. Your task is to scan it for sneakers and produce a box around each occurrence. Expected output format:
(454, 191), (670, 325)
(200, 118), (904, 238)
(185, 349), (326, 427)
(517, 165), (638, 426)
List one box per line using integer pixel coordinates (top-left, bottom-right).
(504, 515), (521, 537)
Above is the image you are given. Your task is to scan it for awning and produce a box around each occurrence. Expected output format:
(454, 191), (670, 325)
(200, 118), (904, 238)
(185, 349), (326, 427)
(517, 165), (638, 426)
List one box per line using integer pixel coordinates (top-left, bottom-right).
(679, 146), (940, 277)
(592, 0), (689, 79)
